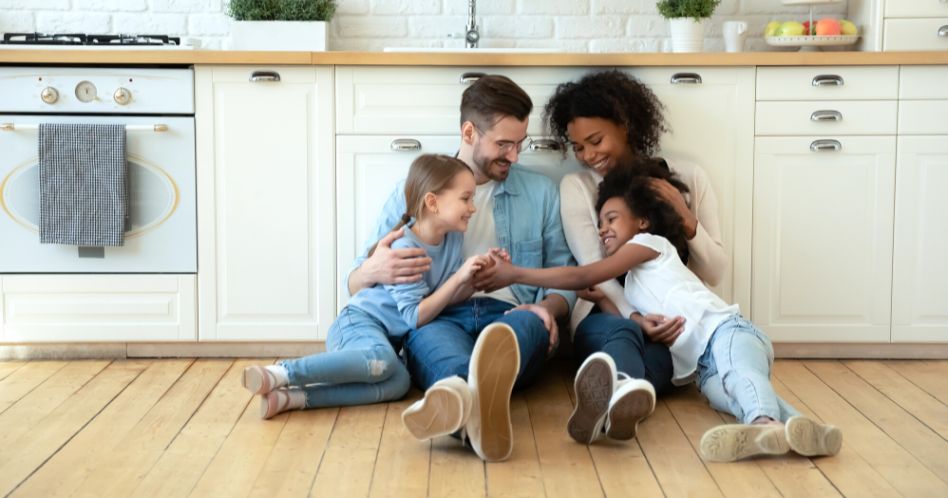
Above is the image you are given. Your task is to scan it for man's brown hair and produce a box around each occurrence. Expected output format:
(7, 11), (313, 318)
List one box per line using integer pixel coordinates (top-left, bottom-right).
(460, 74), (533, 130)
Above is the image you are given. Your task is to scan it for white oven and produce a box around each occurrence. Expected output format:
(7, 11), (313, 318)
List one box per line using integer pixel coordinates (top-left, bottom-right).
(0, 67), (196, 273)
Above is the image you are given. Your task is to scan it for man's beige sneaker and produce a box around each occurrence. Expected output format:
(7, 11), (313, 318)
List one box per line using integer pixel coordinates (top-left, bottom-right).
(785, 415), (843, 457)
(567, 352), (616, 444)
(466, 322), (520, 462)
(699, 424), (790, 462)
(402, 376), (472, 440)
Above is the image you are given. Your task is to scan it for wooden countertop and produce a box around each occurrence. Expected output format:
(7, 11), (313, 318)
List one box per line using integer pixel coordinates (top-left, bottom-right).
(1, 49), (947, 66)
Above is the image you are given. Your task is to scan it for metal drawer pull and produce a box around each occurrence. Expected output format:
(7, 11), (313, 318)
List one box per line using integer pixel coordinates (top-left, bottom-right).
(670, 72), (702, 84)
(810, 110), (843, 122)
(249, 71), (281, 82)
(810, 139), (842, 152)
(528, 139), (561, 152)
(812, 74), (844, 86)
(1, 123), (168, 132)
(939, 25), (948, 37)
(459, 72), (486, 85)
(390, 138), (422, 151)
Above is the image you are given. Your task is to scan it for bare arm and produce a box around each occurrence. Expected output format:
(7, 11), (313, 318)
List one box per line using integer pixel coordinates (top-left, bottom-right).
(500, 243), (658, 291)
(413, 255), (485, 327)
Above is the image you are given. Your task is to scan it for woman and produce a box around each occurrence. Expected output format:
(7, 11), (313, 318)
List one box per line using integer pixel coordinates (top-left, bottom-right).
(544, 69), (728, 442)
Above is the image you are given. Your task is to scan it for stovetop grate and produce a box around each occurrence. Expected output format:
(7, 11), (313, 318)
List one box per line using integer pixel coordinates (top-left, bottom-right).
(0, 33), (181, 46)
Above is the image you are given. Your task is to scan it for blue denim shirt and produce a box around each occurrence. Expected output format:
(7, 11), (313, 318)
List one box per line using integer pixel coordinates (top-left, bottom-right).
(345, 166), (576, 310)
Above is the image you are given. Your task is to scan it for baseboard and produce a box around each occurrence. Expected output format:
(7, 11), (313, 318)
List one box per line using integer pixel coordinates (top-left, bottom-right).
(774, 342), (948, 359)
(0, 342), (326, 360)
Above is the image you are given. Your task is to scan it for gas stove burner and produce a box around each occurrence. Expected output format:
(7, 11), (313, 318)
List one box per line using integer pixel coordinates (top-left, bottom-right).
(0, 33), (181, 46)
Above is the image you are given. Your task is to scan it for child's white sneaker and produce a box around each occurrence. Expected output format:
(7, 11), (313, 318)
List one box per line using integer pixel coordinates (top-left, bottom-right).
(699, 423), (790, 462)
(402, 375), (472, 440)
(567, 352), (616, 444)
(604, 375), (655, 441)
(466, 323), (520, 462)
(259, 389), (304, 419)
(242, 364), (288, 395)
(785, 415), (842, 457)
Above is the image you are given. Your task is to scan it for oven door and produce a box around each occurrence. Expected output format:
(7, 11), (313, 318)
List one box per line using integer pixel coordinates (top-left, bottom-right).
(0, 115), (196, 273)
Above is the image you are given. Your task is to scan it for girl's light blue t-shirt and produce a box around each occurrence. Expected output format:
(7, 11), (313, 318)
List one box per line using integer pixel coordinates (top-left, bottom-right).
(347, 227), (463, 337)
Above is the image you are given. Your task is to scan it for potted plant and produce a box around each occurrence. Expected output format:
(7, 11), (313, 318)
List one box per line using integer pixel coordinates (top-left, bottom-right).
(228, 0), (337, 51)
(657, 0), (721, 52)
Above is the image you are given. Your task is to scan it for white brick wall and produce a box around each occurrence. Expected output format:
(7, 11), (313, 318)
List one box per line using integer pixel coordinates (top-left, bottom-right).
(0, 0), (848, 52)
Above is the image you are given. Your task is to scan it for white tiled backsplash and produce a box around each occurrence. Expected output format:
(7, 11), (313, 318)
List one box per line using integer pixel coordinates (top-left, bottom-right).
(0, 0), (848, 52)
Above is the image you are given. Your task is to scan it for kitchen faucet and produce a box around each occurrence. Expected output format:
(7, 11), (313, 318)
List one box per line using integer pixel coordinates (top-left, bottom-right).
(465, 0), (479, 48)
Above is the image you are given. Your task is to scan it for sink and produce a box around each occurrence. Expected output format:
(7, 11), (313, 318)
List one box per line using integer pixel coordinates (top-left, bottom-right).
(382, 47), (559, 53)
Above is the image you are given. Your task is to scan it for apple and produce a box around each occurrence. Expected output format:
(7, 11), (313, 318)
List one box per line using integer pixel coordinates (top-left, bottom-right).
(802, 21), (813, 35)
(815, 18), (842, 36)
(764, 20), (781, 37)
(778, 21), (805, 37)
(840, 19), (858, 35)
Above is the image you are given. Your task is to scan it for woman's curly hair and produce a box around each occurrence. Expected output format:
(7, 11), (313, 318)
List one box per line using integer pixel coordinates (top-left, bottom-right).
(596, 157), (690, 265)
(544, 70), (668, 157)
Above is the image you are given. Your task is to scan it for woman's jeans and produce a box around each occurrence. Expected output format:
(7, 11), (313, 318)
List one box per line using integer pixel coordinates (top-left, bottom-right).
(696, 315), (800, 424)
(573, 311), (675, 395)
(405, 297), (550, 392)
(280, 306), (410, 409)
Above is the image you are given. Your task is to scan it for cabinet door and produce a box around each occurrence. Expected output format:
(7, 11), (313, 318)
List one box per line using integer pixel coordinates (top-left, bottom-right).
(892, 136), (948, 342)
(195, 66), (335, 340)
(335, 136), (458, 310)
(625, 67), (755, 312)
(752, 137), (896, 342)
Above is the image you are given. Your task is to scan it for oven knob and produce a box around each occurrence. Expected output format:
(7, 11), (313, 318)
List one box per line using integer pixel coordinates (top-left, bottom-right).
(113, 87), (132, 106)
(40, 87), (59, 104)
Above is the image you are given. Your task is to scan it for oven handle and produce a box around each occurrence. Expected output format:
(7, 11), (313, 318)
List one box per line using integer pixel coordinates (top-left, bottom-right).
(0, 123), (169, 132)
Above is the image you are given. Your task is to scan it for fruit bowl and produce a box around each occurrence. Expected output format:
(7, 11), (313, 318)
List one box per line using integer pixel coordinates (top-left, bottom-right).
(765, 34), (859, 47)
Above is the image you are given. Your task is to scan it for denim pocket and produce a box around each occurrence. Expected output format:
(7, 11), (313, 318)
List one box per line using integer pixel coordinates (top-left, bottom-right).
(512, 238), (542, 268)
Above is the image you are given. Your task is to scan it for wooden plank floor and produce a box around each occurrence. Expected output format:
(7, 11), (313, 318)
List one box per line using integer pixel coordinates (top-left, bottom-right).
(1, 358), (946, 497)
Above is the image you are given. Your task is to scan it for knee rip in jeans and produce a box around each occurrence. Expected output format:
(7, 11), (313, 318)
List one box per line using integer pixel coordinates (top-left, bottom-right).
(367, 359), (390, 379)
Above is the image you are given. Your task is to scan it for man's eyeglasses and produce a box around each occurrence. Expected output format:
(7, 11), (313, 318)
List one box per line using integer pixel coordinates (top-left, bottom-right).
(473, 124), (529, 154)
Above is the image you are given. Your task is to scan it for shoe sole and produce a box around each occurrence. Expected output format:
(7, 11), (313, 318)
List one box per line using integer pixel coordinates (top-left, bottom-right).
(605, 387), (653, 441)
(242, 367), (266, 395)
(567, 356), (614, 444)
(401, 386), (464, 440)
(786, 416), (842, 457)
(470, 323), (519, 462)
(699, 424), (790, 462)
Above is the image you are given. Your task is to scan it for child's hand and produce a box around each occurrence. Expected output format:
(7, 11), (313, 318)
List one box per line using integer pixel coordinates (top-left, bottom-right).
(457, 255), (488, 283)
(577, 286), (606, 304)
(487, 247), (511, 262)
(640, 313), (685, 346)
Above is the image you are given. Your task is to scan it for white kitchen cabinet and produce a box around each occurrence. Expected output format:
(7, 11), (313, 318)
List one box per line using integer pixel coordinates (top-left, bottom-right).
(891, 66), (948, 343)
(0, 275), (196, 342)
(624, 67), (756, 312)
(195, 66), (335, 341)
(335, 66), (588, 137)
(752, 137), (896, 343)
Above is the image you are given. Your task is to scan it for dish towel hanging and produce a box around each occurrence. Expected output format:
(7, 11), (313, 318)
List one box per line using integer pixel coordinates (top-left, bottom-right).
(38, 123), (127, 247)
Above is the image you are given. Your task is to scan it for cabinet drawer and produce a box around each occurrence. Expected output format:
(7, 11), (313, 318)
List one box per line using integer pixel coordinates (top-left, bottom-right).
(900, 66), (948, 99)
(756, 67), (899, 101)
(335, 66), (589, 135)
(885, 0), (948, 18)
(755, 101), (897, 136)
(883, 19), (948, 51)
(0, 275), (196, 342)
(207, 66), (316, 83)
(899, 100), (948, 134)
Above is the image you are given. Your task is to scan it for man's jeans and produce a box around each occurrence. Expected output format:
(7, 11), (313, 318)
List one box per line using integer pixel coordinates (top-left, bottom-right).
(405, 297), (550, 391)
(281, 306), (410, 408)
(573, 312), (675, 395)
(696, 315), (799, 424)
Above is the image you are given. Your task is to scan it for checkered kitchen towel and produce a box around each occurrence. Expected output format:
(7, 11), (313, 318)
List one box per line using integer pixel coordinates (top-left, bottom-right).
(39, 123), (127, 246)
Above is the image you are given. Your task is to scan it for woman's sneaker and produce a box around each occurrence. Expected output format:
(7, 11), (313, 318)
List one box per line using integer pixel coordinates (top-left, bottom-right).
(604, 376), (655, 441)
(785, 415), (843, 457)
(699, 424), (790, 462)
(567, 352), (616, 444)
(402, 376), (472, 440)
(466, 323), (520, 462)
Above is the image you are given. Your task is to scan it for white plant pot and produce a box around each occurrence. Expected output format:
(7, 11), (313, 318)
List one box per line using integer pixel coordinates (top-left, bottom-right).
(668, 17), (707, 53)
(230, 20), (328, 51)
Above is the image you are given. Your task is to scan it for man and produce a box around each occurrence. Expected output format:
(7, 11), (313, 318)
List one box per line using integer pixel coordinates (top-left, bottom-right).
(344, 75), (575, 462)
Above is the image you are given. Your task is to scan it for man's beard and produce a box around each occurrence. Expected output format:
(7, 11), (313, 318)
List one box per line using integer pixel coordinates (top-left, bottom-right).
(472, 146), (512, 182)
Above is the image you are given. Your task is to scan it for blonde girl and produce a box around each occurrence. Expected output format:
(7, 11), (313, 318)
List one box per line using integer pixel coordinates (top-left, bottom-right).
(242, 154), (491, 418)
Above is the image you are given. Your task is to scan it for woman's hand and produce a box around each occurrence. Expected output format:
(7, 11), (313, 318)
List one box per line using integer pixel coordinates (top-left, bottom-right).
(576, 286), (606, 304)
(649, 178), (698, 239)
(507, 303), (559, 354)
(634, 313), (685, 346)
